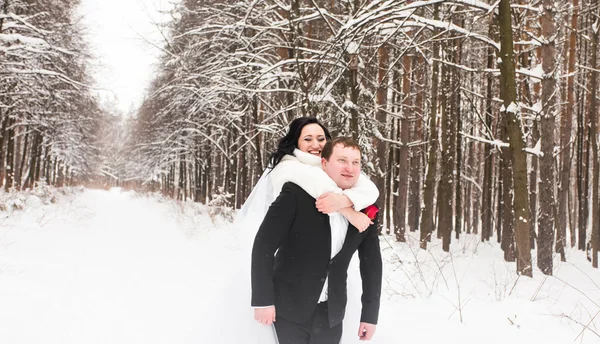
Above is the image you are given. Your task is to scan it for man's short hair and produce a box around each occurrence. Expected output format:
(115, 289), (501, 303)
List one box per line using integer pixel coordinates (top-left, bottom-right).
(322, 137), (362, 160)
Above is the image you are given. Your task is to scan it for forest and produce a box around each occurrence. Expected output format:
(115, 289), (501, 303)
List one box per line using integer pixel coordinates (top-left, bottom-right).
(1, 0), (599, 277)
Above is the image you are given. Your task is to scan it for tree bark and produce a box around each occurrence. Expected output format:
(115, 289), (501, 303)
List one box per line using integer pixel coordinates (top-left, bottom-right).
(481, 21), (496, 242)
(4, 116), (15, 192)
(590, 1), (600, 268)
(395, 51), (410, 242)
(419, 4), (441, 249)
(559, 0), (578, 251)
(537, 0), (558, 274)
(0, 112), (7, 188)
(500, 119), (515, 261)
(498, 0), (532, 276)
(17, 130), (29, 189)
(376, 44), (389, 234)
(439, 41), (454, 252)
(453, 29), (463, 240)
(408, 55), (424, 233)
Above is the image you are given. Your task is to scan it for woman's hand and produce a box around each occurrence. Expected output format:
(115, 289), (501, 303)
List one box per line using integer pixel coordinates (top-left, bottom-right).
(338, 207), (372, 232)
(316, 193), (353, 214)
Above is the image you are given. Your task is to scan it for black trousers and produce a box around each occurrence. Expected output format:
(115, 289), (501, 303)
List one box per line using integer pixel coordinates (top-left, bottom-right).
(274, 302), (342, 344)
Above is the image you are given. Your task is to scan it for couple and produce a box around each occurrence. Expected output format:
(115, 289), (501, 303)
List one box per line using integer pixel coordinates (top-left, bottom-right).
(243, 117), (382, 343)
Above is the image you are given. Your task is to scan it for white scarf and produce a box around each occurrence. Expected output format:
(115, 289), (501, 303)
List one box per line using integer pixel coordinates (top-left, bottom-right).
(270, 149), (342, 202)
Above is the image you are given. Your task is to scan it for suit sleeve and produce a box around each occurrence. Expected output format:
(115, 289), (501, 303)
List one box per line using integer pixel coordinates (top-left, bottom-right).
(357, 215), (383, 324)
(251, 182), (297, 307)
(343, 173), (379, 211)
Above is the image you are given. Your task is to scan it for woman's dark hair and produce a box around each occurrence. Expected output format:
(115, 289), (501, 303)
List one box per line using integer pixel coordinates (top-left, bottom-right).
(268, 117), (332, 169)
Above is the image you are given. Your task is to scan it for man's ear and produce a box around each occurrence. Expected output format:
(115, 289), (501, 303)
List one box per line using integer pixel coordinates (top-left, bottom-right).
(321, 157), (327, 169)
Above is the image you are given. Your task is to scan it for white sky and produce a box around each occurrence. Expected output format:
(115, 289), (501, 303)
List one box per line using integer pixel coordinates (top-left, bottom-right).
(77, 0), (177, 115)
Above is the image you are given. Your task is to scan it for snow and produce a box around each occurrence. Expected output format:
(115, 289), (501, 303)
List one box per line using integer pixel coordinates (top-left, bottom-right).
(0, 188), (599, 343)
(505, 102), (519, 114)
(461, 131), (510, 148)
(346, 41), (360, 54)
(524, 139), (544, 157)
(343, 99), (357, 109)
(519, 63), (544, 83)
(0, 33), (49, 46)
(532, 100), (542, 113)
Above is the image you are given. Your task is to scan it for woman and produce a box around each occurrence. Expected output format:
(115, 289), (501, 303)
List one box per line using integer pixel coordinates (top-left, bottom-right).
(237, 117), (378, 237)
(232, 117), (379, 343)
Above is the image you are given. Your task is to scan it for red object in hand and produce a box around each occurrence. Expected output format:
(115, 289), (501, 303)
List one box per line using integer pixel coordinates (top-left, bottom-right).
(362, 205), (379, 220)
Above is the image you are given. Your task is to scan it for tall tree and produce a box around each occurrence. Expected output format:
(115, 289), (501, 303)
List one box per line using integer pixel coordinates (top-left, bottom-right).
(590, 1), (600, 268)
(558, 0), (579, 252)
(419, 4), (441, 249)
(537, 0), (558, 275)
(497, 0), (532, 276)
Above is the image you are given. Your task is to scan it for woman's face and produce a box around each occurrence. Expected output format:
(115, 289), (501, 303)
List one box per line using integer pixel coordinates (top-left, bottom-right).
(297, 123), (327, 157)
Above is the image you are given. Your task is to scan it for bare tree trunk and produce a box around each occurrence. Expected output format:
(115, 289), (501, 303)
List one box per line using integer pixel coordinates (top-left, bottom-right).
(537, 0), (558, 274)
(42, 146), (51, 183)
(4, 116), (15, 192)
(498, 0), (532, 276)
(559, 0), (578, 252)
(25, 131), (41, 189)
(453, 32), (463, 240)
(375, 44), (389, 234)
(51, 157), (58, 185)
(13, 126), (22, 189)
(590, 1), (600, 268)
(481, 22), (496, 242)
(470, 125), (481, 235)
(254, 95), (264, 176)
(33, 134), (43, 184)
(203, 151), (210, 203)
(169, 163), (175, 199)
(500, 120), (515, 261)
(496, 157), (503, 244)
(439, 42), (454, 252)
(419, 4), (441, 249)
(529, 118), (539, 250)
(408, 55), (424, 233)
(17, 131), (29, 189)
(349, 52), (360, 140)
(57, 160), (64, 188)
(528, 50), (542, 251)
(577, 73), (588, 251)
(195, 150), (202, 203)
(387, 120), (395, 234)
(0, 112), (7, 187)
(395, 50), (410, 242)
(452, 78), (463, 239)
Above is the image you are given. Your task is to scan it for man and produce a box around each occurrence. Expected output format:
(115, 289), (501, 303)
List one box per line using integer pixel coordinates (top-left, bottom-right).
(251, 137), (382, 344)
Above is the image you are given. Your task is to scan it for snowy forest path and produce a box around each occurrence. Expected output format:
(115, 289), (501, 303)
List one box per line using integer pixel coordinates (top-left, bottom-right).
(0, 189), (235, 344)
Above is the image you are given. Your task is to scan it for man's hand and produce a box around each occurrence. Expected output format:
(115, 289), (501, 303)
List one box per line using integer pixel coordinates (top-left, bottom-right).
(339, 207), (372, 232)
(316, 193), (353, 214)
(254, 306), (276, 326)
(357, 322), (376, 341)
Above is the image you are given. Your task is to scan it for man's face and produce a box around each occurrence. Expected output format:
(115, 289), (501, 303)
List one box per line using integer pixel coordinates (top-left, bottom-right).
(321, 144), (361, 190)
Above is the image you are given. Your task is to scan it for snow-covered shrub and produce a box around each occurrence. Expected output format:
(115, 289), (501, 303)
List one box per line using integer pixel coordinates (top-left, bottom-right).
(207, 188), (234, 222)
(0, 183), (83, 213)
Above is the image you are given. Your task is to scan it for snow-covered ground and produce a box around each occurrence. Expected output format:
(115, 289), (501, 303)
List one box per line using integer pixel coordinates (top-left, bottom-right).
(0, 188), (598, 343)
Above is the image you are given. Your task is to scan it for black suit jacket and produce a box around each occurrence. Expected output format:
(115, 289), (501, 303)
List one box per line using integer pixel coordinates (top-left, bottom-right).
(251, 182), (382, 327)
